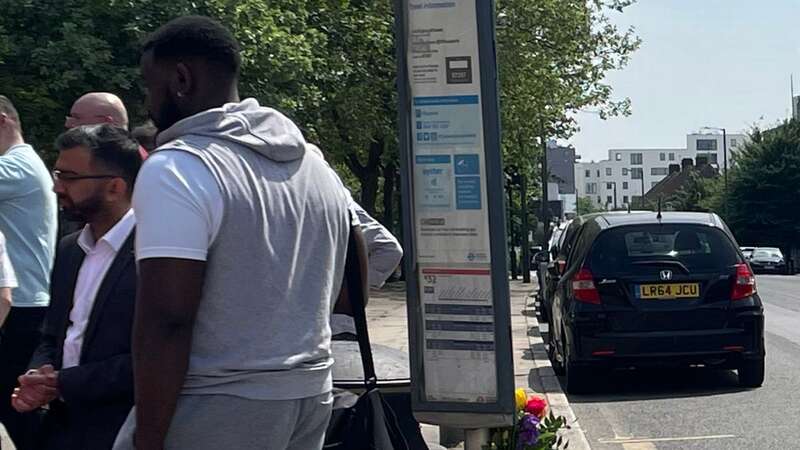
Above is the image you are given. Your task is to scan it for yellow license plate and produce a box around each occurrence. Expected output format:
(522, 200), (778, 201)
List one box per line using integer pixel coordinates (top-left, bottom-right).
(638, 283), (700, 300)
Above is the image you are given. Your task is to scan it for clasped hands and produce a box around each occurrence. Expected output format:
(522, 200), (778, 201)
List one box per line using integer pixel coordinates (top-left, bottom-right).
(11, 364), (59, 412)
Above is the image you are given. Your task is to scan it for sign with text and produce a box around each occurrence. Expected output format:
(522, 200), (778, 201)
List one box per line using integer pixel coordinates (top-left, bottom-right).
(396, 0), (514, 427)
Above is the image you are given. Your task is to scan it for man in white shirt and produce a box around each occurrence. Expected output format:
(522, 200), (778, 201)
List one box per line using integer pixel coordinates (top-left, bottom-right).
(12, 124), (142, 450)
(0, 231), (18, 327)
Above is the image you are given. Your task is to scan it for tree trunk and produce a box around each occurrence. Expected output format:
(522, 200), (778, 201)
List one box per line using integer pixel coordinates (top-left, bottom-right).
(382, 159), (396, 228)
(343, 138), (385, 216)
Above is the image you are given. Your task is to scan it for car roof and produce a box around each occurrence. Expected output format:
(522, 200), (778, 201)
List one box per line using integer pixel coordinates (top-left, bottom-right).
(587, 211), (722, 229)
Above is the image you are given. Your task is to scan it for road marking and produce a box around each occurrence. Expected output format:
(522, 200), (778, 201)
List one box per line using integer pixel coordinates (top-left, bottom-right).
(621, 443), (656, 450)
(599, 434), (736, 445)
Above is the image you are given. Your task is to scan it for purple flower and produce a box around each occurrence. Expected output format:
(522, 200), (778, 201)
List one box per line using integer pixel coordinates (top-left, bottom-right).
(517, 414), (541, 447)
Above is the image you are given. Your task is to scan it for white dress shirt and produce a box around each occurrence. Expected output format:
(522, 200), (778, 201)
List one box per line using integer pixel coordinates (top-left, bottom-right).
(61, 209), (135, 369)
(330, 193), (403, 336)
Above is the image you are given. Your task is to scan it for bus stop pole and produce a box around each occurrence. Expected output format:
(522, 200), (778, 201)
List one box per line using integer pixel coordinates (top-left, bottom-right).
(464, 428), (490, 450)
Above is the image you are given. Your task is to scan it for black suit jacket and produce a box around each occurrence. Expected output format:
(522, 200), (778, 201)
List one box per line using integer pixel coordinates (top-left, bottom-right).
(29, 229), (136, 450)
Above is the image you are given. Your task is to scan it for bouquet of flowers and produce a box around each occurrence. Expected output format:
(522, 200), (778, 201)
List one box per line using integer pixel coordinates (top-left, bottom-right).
(484, 389), (570, 450)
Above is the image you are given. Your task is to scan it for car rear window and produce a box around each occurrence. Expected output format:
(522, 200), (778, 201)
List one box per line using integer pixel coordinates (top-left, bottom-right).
(753, 249), (782, 259)
(588, 224), (740, 275)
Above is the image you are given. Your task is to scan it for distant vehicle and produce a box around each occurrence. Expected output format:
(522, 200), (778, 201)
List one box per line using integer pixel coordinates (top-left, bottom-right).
(749, 247), (787, 274)
(535, 222), (568, 322)
(548, 212), (764, 394)
(740, 246), (755, 260)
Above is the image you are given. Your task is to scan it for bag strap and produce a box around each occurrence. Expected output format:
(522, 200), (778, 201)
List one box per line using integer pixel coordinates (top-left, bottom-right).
(343, 210), (377, 388)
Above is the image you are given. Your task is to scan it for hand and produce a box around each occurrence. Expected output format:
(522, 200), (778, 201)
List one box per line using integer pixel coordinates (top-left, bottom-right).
(11, 365), (59, 412)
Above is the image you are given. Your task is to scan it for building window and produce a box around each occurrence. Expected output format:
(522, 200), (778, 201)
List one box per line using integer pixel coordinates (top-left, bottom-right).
(596, 170), (600, 177)
(605, 168), (612, 176)
(585, 170), (590, 178)
(630, 153), (643, 165)
(623, 182), (629, 190)
(651, 167), (668, 176)
(615, 153), (622, 161)
(669, 153), (675, 161)
(631, 168), (643, 179)
(731, 138), (738, 147)
(606, 196), (613, 205)
(606, 182), (613, 190)
(622, 168), (629, 176)
(597, 196), (601, 204)
(709, 153), (718, 164)
(696, 139), (718, 151)
(586, 183), (597, 194)
(659, 152), (665, 161)
(623, 195), (629, 204)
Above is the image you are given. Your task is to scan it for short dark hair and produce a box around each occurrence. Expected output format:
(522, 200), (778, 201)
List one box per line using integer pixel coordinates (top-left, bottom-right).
(55, 125), (143, 191)
(131, 121), (158, 152)
(0, 95), (22, 132)
(143, 15), (241, 77)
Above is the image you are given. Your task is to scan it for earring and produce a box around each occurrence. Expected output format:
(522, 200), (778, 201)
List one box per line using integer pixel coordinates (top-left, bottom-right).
(176, 92), (184, 98)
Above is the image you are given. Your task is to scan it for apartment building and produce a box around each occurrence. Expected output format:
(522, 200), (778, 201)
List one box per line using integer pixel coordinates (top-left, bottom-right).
(575, 131), (747, 210)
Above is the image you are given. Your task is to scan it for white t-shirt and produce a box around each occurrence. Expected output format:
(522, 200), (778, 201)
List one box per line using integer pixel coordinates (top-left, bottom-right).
(0, 232), (17, 289)
(132, 151), (223, 261)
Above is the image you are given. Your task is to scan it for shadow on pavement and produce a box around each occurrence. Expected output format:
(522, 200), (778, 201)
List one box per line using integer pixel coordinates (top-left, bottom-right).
(536, 330), (751, 403)
(564, 366), (749, 403)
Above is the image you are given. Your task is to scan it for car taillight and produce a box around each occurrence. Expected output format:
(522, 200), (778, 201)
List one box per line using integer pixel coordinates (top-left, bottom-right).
(732, 263), (756, 300)
(572, 267), (601, 304)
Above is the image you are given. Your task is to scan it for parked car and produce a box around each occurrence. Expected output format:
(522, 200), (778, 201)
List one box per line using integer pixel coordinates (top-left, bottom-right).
(548, 212), (764, 394)
(749, 247), (787, 274)
(740, 246), (755, 260)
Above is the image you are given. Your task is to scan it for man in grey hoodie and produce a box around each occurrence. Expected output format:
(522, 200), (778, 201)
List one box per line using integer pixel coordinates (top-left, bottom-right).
(113, 16), (350, 450)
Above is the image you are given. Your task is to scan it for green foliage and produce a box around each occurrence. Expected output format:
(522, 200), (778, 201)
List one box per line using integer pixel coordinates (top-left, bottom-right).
(485, 411), (570, 450)
(718, 121), (800, 250)
(1, 0), (639, 221)
(664, 171), (716, 212)
(497, 0), (641, 182)
(576, 196), (601, 215)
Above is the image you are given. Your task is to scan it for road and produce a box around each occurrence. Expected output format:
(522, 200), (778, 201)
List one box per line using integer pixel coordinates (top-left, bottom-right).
(554, 275), (800, 449)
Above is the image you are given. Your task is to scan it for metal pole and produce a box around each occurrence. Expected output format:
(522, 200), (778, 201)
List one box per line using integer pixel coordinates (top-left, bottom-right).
(464, 428), (491, 450)
(722, 128), (728, 216)
(613, 182), (618, 210)
(507, 183), (518, 280)
(640, 170), (646, 209)
(541, 136), (550, 245)
(521, 173), (530, 284)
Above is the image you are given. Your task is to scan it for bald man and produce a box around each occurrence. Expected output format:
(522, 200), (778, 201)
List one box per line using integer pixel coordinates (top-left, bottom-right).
(65, 93), (148, 160)
(65, 93), (129, 129)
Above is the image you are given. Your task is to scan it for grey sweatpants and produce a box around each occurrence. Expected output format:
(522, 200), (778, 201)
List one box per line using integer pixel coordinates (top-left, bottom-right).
(113, 392), (333, 450)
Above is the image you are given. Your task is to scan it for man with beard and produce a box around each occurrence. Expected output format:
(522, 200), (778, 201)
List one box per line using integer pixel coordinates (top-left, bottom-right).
(12, 124), (141, 450)
(113, 16), (350, 450)
(0, 95), (57, 449)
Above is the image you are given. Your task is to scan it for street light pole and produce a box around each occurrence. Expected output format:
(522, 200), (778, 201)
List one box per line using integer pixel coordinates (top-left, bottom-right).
(613, 182), (618, 210)
(640, 170), (646, 209)
(722, 128), (729, 216)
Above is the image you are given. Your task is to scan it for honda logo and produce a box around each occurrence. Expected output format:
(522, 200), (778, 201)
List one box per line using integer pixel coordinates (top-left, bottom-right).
(660, 270), (673, 281)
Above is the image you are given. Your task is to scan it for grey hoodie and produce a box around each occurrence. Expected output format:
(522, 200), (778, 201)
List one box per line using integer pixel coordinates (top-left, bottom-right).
(154, 98), (350, 400)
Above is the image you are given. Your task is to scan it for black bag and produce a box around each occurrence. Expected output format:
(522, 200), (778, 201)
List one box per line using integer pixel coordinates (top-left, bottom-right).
(324, 218), (410, 450)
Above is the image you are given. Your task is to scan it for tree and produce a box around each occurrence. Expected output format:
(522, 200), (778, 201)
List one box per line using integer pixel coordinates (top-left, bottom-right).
(576, 196), (601, 215)
(496, 0), (641, 187)
(665, 171), (716, 212)
(716, 121), (800, 251)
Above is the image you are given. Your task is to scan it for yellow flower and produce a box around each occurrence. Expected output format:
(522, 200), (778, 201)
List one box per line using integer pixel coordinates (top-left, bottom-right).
(515, 388), (527, 411)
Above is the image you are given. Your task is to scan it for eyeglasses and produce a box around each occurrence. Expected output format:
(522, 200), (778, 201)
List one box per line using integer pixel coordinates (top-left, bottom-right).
(51, 170), (120, 182)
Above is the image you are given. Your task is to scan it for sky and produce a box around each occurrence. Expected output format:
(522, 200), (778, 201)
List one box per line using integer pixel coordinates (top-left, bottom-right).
(567, 0), (800, 162)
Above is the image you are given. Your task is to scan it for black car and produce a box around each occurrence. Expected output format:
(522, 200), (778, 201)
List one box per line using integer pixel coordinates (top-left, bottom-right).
(748, 247), (787, 274)
(548, 212), (765, 394)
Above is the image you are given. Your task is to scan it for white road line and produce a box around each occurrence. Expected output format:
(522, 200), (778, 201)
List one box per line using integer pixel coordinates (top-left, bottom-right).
(599, 434), (736, 445)
(621, 443), (656, 450)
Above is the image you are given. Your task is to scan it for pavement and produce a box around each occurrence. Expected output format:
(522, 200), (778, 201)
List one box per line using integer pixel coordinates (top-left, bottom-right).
(367, 279), (589, 450)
